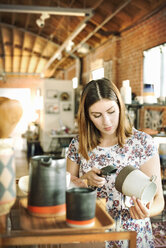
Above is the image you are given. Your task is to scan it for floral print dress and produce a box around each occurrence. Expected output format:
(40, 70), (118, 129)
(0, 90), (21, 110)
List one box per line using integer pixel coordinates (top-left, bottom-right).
(67, 128), (158, 248)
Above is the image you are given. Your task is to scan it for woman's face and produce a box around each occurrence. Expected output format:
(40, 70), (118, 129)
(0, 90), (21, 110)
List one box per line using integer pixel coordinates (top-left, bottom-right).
(88, 99), (120, 137)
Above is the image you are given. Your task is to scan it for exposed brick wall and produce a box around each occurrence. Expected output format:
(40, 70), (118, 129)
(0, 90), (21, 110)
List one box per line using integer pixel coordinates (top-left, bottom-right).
(118, 7), (166, 95)
(82, 37), (118, 86)
(65, 7), (166, 97)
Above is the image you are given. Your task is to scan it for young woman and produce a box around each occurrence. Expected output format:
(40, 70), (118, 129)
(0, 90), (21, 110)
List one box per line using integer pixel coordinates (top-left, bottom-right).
(67, 78), (164, 248)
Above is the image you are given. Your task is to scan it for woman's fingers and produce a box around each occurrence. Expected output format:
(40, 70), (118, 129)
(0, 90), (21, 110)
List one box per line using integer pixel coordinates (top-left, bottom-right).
(129, 196), (150, 219)
(70, 175), (88, 188)
(129, 206), (139, 219)
(86, 169), (106, 187)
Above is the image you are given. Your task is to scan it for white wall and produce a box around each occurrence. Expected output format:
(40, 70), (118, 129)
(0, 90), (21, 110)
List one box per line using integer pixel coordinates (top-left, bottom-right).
(40, 79), (74, 152)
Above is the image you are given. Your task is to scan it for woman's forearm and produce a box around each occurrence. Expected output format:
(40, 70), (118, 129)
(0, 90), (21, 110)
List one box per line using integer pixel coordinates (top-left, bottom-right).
(150, 194), (165, 217)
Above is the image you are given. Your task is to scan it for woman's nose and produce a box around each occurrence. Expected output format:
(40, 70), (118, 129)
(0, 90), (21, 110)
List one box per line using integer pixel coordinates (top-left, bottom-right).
(103, 114), (111, 125)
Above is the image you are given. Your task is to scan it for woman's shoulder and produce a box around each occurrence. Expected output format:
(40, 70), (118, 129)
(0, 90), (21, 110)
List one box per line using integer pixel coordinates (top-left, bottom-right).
(132, 128), (153, 140)
(126, 128), (158, 156)
(71, 135), (79, 142)
(128, 128), (155, 146)
(68, 135), (79, 148)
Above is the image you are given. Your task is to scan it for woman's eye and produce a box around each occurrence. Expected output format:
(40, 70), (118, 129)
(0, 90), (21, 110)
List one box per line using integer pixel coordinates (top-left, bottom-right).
(93, 114), (101, 118)
(108, 111), (115, 114)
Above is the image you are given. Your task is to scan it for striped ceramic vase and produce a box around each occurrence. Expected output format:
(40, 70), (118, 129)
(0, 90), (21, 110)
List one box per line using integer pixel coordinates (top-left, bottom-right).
(0, 138), (16, 216)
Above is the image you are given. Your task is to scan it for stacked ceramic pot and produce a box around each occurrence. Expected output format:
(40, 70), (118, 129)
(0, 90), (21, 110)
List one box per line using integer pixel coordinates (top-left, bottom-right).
(0, 97), (23, 217)
(0, 138), (16, 216)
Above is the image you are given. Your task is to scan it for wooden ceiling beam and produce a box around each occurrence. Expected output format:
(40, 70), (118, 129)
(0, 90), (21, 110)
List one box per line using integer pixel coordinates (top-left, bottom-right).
(12, 28), (14, 72)
(42, 10), (93, 74)
(132, 0), (151, 11)
(0, 27), (5, 74)
(27, 36), (37, 73)
(1, 27), (12, 73)
(20, 32), (26, 73)
(50, 0), (131, 76)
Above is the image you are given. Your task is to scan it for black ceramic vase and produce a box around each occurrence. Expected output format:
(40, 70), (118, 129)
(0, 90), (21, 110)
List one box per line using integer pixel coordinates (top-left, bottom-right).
(66, 187), (97, 228)
(28, 155), (66, 217)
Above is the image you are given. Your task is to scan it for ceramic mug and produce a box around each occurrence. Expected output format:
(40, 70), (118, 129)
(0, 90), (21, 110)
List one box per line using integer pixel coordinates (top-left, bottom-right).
(135, 96), (144, 104)
(66, 188), (97, 228)
(115, 165), (157, 204)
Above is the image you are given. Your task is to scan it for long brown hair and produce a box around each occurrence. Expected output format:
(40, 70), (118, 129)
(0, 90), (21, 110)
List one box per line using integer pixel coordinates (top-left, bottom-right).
(77, 78), (132, 160)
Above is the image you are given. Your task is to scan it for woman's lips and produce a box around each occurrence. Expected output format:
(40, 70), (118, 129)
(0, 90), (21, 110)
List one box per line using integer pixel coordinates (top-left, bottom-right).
(104, 126), (112, 131)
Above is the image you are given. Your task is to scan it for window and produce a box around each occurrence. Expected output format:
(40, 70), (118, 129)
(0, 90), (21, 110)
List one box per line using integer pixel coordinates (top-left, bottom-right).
(72, 77), (78, 89)
(143, 43), (166, 98)
(91, 67), (104, 80)
(90, 59), (112, 81)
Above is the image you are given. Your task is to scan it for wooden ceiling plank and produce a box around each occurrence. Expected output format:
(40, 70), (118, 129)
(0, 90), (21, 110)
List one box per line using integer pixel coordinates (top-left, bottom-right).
(20, 31), (26, 73)
(27, 36), (38, 73)
(90, 17), (110, 33)
(115, 10), (132, 23)
(12, 28), (14, 72)
(132, 0), (151, 11)
(11, 12), (16, 26)
(1, 27), (12, 73)
(28, 56), (38, 73)
(33, 40), (49, 73)
(0, 27), (5, 74)
(13, 29), (23, 73)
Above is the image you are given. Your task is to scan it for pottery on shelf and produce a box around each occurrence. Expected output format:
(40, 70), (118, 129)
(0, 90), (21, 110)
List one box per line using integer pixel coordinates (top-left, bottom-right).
(0, 97), (22, 216)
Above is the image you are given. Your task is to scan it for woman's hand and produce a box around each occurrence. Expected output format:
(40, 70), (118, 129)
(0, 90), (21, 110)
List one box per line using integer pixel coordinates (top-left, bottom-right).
(81, 167), (106, 187)
(129, 196), (150, 219)
(70, 175), (88, 188)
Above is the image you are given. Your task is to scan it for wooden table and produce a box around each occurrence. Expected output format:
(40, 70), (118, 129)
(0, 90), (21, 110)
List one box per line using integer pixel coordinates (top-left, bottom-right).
(0, 197), (137, 248)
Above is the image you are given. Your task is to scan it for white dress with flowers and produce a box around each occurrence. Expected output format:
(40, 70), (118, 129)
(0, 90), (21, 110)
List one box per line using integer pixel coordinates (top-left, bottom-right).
(67, 128), (158, 248)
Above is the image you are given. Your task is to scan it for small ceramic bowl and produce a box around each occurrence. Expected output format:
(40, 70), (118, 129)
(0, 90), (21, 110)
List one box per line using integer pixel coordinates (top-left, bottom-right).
(18, 175), (29, 195)
(66, 171), (71, 188)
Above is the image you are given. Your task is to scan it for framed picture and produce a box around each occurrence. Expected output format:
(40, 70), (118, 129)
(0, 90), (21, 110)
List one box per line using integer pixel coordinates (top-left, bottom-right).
(47, 90), (58, 99)
(62, 102), (72, 112)
(45, 102), (59, 114)
(60, 92), (70, 101)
